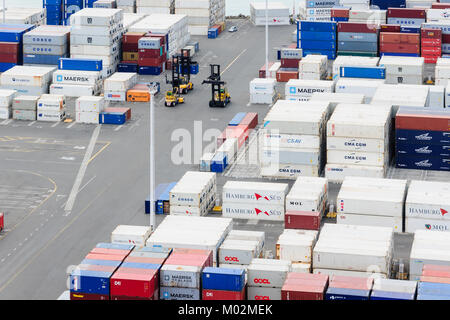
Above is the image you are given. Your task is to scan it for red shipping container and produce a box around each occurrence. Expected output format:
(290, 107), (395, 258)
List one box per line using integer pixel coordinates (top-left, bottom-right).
(84, 253), (125, 261)
(0, 42), (20, 54)
(396, 112), (450, 132)
(259, 62), (274, 78)
(124, 256), (166, 264)
(276, 70), (299, 82)
(90, 248), (131, 256)
(337, 22), (378, 33)
(286, 272), (328, 283)
(123, 32), (146, 44)
(443, 34), (450, 44)
(380, 43), (420, 54)
(202, 287), (246, 300)
(167, 249), (213, 267)
(422, 269), (450, 278)
(138, 57), (165, 66)
(422, 28), (442, 39)
(380, 32), (420, 44)
(111, 289), (158, 300)
(380, 24), (401, 33)
(420, 276), (450, 284)
(240, 112), (258, 130)
(280, 58), (300, 68)
(110, 269), (158, 298)
(216, 126), (249, 149)
(422, 39), (442, 47)
(331, 8), (349, 18)
(387, 8), (426, 18)
(122, 43), (139, 52)
(422, 47), (442, 55)
(432, 3), (450, 9)
(0, 53), (19, 63)
(285, 211), (321, 230)
(281, 284), (326, 300)
(424, 56), (439, 64)
(70, 292), (109, 300)
(103, 107), (131, 120)
(138, 48), (162, 58)
(423, 265), (450, 276)
(330, 275), (373, 290)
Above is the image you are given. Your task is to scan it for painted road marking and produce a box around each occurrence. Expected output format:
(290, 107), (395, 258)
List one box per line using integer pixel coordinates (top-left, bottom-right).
(62, 175), (96, 212)
(64, 125), (101, 213)
(114, 125), (123, 131)
(221, 49), (247, 76)
(51, 122), (60, 128)
(28, 121), (36, 127)
(66, 122), (76, 129)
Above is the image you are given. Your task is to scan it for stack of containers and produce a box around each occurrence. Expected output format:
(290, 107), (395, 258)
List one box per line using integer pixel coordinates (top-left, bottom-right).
(70, 8), (124, 78)
(282, 273), (329, 300)
(348, 8), (386, 24)
(218, 230), (265, 270)
(279, 47), (302, 74)
(104, 72), (137, 101)
(111, 225), (153, 246)
(313, 224), (394, 279)
(121, 31), (145, 71)
(387, 8), (426, 26)
(284, 79), (334, 101)
(136, 0), (174, 14)
(12, 95), (39, 121)
(250, 2), (290, 26)
(334, 78), (385, 103)
(1, 66), (55, 95)
(410, 230), (450, 280)
(331, 55), (380, 81)
(298, 55), (328, 80)
(310, 92), (365, 112)
(422, 21), (450, 58)
(285, 177), (328, 231)
(325, 103), (392, 182)
(395, 107), (450, 172)
(110, 247), (170, 300)
(75, 96), (105, 124)
(298, 0), (338, 21)
(281, 272), (328, 300)
(70, 243), (134, 300)
(22, 26), (71, 66)
(421, 28), (442, 64)
(0, 24), (35, 72)
(378, 56), (424, 85)
(159, 249), (212, 300)
(51, 68), (102, 97)
(380, 31), (420, 57)
(405, 181), (450, 233)
(435, 58), (450, 86)
(337, 22), (379, 57)
(261, 100), (330, 179)
(249, 78), (277, 104)
(298, 21), (337, 60)
(65, 0), (85, 24)
(336, 177), (407, 232)
(138, 37), (166, 75)
(169, 171), (216, 216)
(175, 0), (226, 36)
(36, 94), (66, 122)
(117, 0), (136, 13)
(331, 7), (350, 22)
(222, 181), (288, 222)
(370, 278), (417, 300)
(202, 267), (246, 300)
(0, 89), (17, 120)
(247, 259), (292, 300)
(418, 265), (450, 300)
(371, 84), (429, 115)
(146, 216), (232, 267)
(325, 275), (373, 300)
(276, 229), (318, 273)
(0, 8), (46, 26)
(45, 0), (65, 25)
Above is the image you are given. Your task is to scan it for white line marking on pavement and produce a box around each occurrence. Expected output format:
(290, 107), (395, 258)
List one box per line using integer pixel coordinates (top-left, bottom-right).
(0, 119), (12, 125)
(28, 121), (36, 127)
(61, 175), (96, 211)
(221, 49), (247, 75)
(114, 125), (123, 131)
(51, 122), (60, 128)
(64, 125), (101, 213)
(66, 122), (76, 129)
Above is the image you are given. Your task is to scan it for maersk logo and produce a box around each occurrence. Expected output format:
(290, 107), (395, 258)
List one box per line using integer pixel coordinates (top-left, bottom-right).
(56, 75), (63, 82)
(415, 160), (432, 167)
(289, 87), (296, 94)
(415, 146), (432, 154)
(415, 133), (432, 141)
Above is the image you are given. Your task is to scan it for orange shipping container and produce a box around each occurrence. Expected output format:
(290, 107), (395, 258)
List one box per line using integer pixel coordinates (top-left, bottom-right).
(380, 32), (420, 44)
(123, 52), (139, 61)
(127, 89), (150, 102)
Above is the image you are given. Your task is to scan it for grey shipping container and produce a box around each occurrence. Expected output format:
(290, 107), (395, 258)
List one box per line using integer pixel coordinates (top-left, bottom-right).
(12, 110), (36, 121)
(338, 41), (378, 52)
(338, 32), (378, 43)
(13, 96), (39, 110)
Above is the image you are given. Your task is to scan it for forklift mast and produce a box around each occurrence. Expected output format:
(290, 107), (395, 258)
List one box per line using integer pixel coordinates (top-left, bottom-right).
(202, 64), (229, 108)
(166, 49), (196, 93)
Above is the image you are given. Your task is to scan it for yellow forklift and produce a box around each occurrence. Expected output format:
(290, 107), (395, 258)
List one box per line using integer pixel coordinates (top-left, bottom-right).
(164, 87), (184, 107)
(202, 64), (231, 108)
(165, 49), (195, 107)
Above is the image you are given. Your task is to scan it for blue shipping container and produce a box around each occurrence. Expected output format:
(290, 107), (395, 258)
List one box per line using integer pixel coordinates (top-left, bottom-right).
(0, 62), (16, 72)
(81, 259), (123, 267)
(325, 287), (370, 300)
(99, 112), (127, 125)
(371, 0), (405, 10)
(300, 40), (336, 50)
(59, 58), (103, 71)
(0, 24), (34, 42)
(340, 66), (386, 79)
(400, 26), (421, 34)
(24, 54), (65, 65)
(396, 129), (450, 146)
(44, 0), (63, 4)
(138, 66), (163, 75)
(396, 154), (450, 171)
(300, 31), (336, 41)
(202, 267), (245, 292)
(300, 21), (337, 32)
(70, 269), (114, 295)
(397, 141), (450, 157)
(96, 242), (134, 250)
(229, 112), (247, 126)
(211, 152), (228, 173)
(190, 63), (199, 75)
(120, 262), (161, 270)
(302, 50), (337, 60)
(370, 290), (415, 300)
(118, 63), (138, 73)
(418, 282), (450, 296)
(417, 294), (450, 300)
(381, 52), (420, 57)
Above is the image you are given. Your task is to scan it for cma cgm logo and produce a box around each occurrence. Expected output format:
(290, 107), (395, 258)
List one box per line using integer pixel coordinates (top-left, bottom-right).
(224, 256), (239, 262)
(254, 278), (270, 284)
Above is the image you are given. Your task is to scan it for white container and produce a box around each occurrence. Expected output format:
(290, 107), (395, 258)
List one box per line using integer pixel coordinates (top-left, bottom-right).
(219, 239), (259, 265)
(291, 263), (311, 273)
(276, 236), (316, 263)
(52, 70), (102, 86)
(247, 286), (281, 300)
(160, 264), (202, 288)
(373, 279), (417, 294)
(371, 84), (429, 113)
(406, 217), (450, 233)
(50, 84), (97, 97)
(406, 180), (450, 221)
(104, 72), (137, 91)
(222, 181), (288, 206)
(217, 138), (238, 163)
(260, 163), (320, 179)
(337, 213), (402, 232)
(247, 259), (291, 288)
(76, 112), (99, 124)
(313, 268), (388, 278)
(169, 171), (216, 207)
(0, 89), (17, 107)
(37, 109), (66, 122)
(104, 91), (127, 102)
(70, 8), (123, 26)
(1, 66), (55, 87)
(310, 92), (365, 112)
(327, 136), (386, 153)
(222, 202), (285, 221)
(0, 107), (11, 119)
(37, 94), (65, 111)
(327, 150), (385, 166)
(111, 225), (152, 246)
(325, 163), (385, 182)
(225, 230), (265, 254)
(286, 177), (327, 212)
(337, 177), (407, 217)
(285, 79), (335, 99)
(250, 78), (276, 95)
(261, 131), (320, 149)
(335, 78), (385, 103)
(379, 56), (425, 76)
(76, 96), (105, 113)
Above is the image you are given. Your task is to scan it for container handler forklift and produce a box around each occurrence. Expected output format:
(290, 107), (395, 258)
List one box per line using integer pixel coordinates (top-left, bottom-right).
(202, 64), (231, 108)
(164, 49), (196, 107)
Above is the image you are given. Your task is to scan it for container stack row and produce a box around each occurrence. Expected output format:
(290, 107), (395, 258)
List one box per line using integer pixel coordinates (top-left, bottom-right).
(175, 0), (225, 36)
(298, 21), (337, 60)
(0, 24), (34, 72)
